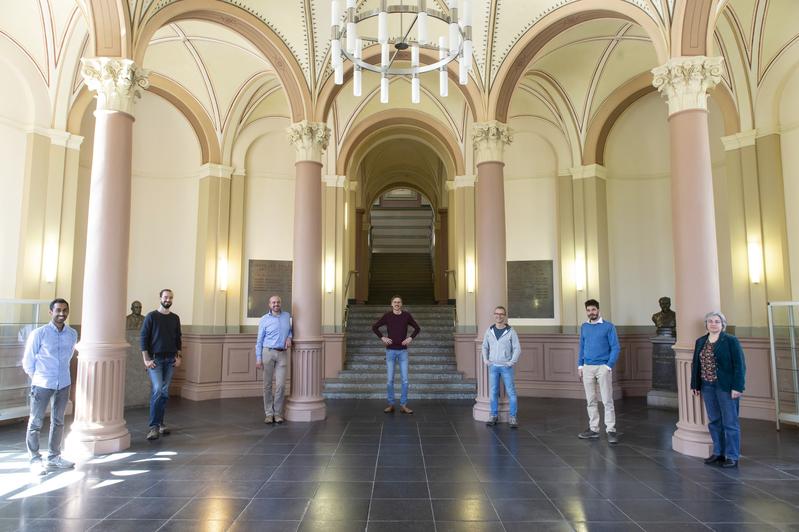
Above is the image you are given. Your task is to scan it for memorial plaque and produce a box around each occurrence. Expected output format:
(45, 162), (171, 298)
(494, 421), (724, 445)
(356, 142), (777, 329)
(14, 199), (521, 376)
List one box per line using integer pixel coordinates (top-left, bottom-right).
(247, 260), (292, 317)
(507, 260), (554, 318)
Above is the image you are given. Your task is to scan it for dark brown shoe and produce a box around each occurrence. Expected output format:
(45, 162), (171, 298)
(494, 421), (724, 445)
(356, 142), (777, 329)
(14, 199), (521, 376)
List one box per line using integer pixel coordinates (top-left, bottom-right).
(384, 405), (395, 414)
(400, 405), (414, 415)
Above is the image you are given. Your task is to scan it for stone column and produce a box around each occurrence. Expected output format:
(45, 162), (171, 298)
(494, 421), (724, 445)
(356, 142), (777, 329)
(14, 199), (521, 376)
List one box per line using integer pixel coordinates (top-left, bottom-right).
(435, 208), (449, 304)
(226, 170), (247, 326)
(67, 58), (148, 455)
(192, 163), (234, 326)
(471, 121), (512, 422)
(355, 208), (368, 303)
(652, 56), (722, 457)
(284, 120), (330, 422)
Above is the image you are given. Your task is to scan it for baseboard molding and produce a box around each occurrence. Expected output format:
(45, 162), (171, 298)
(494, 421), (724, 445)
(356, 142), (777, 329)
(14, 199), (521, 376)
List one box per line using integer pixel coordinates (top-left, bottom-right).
(181, 382), (263, 401)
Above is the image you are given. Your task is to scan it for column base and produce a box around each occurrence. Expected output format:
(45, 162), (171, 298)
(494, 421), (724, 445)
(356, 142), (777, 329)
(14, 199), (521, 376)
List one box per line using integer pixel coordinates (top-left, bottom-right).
(473, 397), (510, 422)
(65, 427), (131, 457)
(647, 390), (678, 409)
(285, 398), (326, 422)
(672, 424), (713, 458)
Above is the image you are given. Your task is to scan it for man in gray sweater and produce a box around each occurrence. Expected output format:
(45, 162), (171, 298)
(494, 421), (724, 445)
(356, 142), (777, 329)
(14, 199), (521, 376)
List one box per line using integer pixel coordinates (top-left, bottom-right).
(481, 306), (521, 428)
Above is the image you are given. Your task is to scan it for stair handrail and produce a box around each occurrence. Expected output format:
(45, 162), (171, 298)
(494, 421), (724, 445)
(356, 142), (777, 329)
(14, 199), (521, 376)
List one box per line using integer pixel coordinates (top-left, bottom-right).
(342, 270), (358, 329)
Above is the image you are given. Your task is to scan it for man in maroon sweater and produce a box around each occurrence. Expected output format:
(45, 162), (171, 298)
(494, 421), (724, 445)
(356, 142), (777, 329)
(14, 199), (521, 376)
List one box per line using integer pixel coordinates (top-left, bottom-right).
(372, 296), (421, 414)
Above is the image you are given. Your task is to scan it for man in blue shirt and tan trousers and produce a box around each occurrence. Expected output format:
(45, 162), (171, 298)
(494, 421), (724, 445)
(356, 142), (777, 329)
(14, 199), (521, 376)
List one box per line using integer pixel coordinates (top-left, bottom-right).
(577, 299), (621, 444)
(22, 298), (78, 475)
(255, 295), (292, 424)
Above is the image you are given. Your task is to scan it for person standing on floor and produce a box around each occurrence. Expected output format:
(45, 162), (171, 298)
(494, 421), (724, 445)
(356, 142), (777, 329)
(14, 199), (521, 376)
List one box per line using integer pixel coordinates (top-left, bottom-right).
(372, 295), (420, 414)
(255, 295), (292, 424)
(691, 311), (746, 468)
(141, 289), (182, 441)
(482, 306), (521, 428)
(577, 299), (620, 444)
(22, 298), (78, 475)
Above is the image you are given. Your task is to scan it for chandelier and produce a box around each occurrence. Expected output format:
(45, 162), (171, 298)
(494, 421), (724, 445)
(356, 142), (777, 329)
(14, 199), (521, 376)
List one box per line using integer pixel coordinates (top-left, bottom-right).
(329, 0), (473, 103)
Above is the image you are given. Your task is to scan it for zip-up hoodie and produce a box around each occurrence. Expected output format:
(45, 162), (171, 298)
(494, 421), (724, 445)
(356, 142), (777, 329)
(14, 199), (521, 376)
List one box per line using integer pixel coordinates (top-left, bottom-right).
(481, 325), (521, 366)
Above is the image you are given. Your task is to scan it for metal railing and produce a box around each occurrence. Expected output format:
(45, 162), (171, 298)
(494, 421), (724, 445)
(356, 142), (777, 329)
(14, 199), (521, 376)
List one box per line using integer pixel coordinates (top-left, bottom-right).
(768, 301), (799, 430)
(342, 270), (359, 329)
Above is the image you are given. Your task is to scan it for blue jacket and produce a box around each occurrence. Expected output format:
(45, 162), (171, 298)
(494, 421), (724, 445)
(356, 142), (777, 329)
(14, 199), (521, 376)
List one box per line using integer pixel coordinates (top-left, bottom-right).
(578, 320), (620, 368)
(690, 332), (746, 393)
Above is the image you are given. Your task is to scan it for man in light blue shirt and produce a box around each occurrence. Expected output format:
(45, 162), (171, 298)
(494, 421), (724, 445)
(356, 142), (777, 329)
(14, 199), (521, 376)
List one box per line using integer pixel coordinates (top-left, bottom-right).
(22, 298), (78, 475)
(255, 295), (292, 424)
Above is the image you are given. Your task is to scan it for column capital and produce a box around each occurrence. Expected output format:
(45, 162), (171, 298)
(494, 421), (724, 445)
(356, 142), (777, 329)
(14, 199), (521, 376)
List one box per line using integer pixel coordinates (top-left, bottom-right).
(446, 174), (476, 190)
(570, 164), (607, 180)
(472, 121), (512, 165)
(287, 120), (330, 163)
(720, 129), (757, 151)
(323, 174), (346, 187)
(80, 58), (149, 115)
(197, 163), (234, 179)
(651, 56), (723, 115)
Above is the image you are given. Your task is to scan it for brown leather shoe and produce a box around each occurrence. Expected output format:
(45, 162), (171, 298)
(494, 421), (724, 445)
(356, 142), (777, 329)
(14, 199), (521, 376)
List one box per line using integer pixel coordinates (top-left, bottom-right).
(400, 405), (414, 415)
(384, 405), (395, 414)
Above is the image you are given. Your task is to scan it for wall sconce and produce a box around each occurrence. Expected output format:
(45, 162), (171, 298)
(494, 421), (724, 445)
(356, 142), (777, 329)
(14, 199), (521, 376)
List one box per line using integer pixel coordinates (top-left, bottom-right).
(217, 253), (228, 291)
(43, 238), (58, 284)
(465, 257), (475, 293)
(573, 251), (586, 292)
(747, 239), (763, 284)
(325, 256), (335, 293)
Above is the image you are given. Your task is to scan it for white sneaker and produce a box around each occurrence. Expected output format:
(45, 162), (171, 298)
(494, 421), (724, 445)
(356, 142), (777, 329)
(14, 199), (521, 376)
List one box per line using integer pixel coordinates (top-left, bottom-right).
(46, 456), (75, 470)
(159, 423), (171, 435)
(30, 460), (46, 476)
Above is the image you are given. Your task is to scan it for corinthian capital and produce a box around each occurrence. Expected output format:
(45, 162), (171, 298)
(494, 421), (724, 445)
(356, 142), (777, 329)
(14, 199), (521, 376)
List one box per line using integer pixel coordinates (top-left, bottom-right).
(651, 56), (723, 115)
(472, 121), (512, 165)
(80, 58), (149, 114)
(287, 120), (331, 163)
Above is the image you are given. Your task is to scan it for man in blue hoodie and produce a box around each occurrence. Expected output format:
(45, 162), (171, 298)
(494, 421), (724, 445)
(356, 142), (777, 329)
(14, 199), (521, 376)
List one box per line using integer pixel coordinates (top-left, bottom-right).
(577, 299), (620, 444)
(482, 306), (521, 428)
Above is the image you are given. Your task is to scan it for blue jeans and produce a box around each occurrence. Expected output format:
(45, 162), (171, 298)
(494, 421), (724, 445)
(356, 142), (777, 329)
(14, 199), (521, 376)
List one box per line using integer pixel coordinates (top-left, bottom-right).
(26, 385), (70, 462)
(386, 349), (409, 406)
(701, 380), (741, 460)
(489, 365), (517, 418)
(147, 354), (176, 428)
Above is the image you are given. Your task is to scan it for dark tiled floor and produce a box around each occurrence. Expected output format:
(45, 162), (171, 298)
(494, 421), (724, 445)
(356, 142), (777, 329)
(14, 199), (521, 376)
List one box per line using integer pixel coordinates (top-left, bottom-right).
(1, 396), (799, 531)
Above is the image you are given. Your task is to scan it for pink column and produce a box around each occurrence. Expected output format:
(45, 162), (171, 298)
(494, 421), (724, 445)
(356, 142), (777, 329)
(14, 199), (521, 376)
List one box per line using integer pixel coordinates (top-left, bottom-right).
(284, 121), (330, 422)
(471, 122), (512, 422)
(67, 58), (148, 454)
(653, 56), (724, 457)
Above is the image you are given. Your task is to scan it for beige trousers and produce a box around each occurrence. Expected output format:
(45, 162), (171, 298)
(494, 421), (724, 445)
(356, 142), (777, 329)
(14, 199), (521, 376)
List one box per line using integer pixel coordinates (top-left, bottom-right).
(582, 364), (615, 432)
(263, 348), (288, 416)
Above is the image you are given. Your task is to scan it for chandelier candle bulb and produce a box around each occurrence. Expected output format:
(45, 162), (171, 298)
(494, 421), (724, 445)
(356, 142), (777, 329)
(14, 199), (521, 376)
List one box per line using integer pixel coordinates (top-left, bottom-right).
(412, 75), (420, 103)
(463, 39), (473, 70)
(439, 69), (448, 96)
(417, 11), (428, 44)
(347, 22), (357, 53)
(378, 11), (388, 44)
(449, 21), (459, 54)
(381, 43), (389, 67)
(459, 59), (467, 85)
(335, 61), (344, 84)
(381, 75), (389, 103)
(331, 0), (341, 27)
(462, 0), (472, 26)
(354, 38), (362, 59)
(353, 67), (362, 96)
(411, 44), (420, 67)
(331, 39), (342, 67)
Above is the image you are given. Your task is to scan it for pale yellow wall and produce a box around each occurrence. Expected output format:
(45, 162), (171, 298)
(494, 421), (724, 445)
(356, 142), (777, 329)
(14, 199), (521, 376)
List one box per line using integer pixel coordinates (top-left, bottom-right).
(0, 123), (27, 298)
(780, 66), (799, 300)
(503, 125), (561, 324)
(242, 126), (295, 325)
(605, 92), (674, 325)
(128, 92), (201, 324)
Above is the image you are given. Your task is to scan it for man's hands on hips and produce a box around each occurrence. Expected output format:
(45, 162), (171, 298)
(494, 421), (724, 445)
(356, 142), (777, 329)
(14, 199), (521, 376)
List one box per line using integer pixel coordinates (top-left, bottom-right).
(401, 337), (413, 346)
(381, 337), (392, 346)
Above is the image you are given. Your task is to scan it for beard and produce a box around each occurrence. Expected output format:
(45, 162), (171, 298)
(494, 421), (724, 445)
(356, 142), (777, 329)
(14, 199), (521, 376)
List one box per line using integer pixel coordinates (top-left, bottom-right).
(162, 301), (172, 309)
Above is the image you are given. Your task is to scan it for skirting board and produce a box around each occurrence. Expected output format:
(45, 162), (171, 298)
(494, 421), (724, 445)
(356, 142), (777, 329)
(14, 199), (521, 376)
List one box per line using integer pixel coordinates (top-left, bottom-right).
(181, 382), (264, 401)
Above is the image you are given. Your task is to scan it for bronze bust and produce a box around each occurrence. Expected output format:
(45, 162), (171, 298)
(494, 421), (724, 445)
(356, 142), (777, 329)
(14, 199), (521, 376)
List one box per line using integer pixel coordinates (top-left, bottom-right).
(652, 296), (676, 334)
(126, 300), (145, 330)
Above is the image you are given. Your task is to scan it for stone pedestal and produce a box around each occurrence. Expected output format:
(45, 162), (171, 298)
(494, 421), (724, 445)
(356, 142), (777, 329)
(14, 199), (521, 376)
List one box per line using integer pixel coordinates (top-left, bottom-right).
(647, 331), (677, 409)
(125, 329), (150, 408)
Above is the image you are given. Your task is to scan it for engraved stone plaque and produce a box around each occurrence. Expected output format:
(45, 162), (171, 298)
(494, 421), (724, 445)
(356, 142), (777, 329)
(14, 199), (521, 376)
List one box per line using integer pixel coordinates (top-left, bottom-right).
(507, 260), (554, 319)
(247, 260), (292, 318)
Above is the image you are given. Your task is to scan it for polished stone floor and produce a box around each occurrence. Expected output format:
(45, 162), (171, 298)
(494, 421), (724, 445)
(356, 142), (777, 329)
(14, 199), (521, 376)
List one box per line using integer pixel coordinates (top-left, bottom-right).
(1, 396), (799, 531)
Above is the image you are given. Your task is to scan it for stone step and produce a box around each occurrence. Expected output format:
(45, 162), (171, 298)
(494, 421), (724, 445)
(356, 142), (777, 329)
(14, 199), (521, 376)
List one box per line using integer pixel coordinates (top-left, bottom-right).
(344, 355), (455, 364)
(336, 371), (466, 381)
(323, 380), (476, 391)
(346, 345), (454, 353)
(345, 362), (458, 371)
(323, 390), (476, 400)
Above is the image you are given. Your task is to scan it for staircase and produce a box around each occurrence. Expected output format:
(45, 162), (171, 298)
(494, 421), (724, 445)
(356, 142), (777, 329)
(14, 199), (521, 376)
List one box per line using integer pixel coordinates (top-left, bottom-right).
(323, 304), (477, 400)
(370, 207), (433, 254)
(368, 253), (435, 304)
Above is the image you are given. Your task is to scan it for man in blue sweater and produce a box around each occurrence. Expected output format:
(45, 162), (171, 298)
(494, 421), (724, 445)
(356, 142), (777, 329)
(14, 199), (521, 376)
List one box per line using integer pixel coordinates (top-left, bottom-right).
(577, 299), (620, 444)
